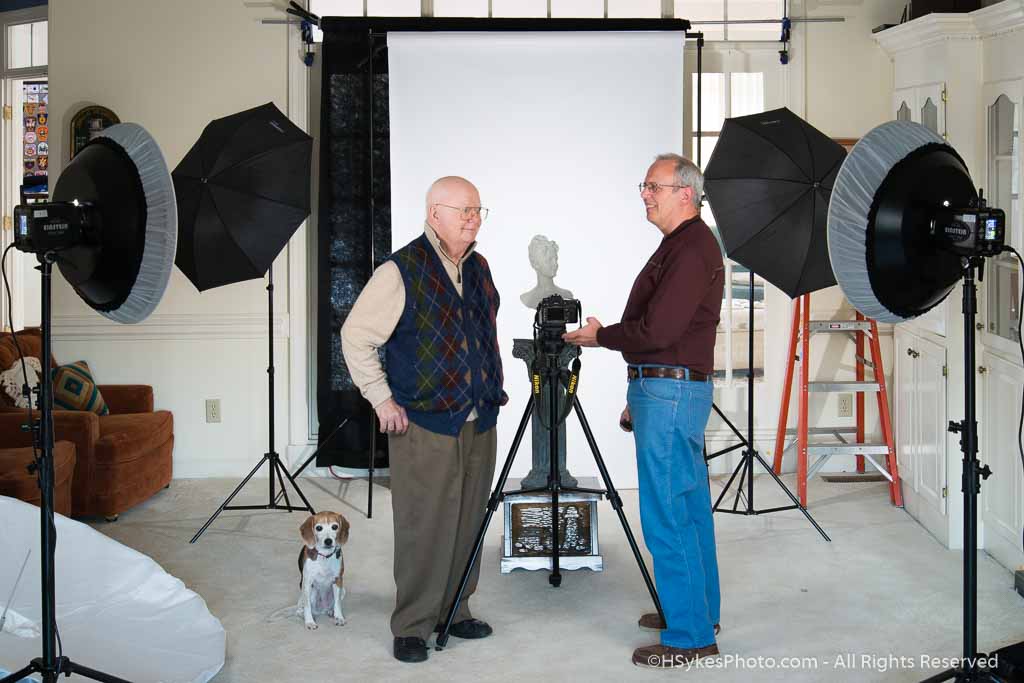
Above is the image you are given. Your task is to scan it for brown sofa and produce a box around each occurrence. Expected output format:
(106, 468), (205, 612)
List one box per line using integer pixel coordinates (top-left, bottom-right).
(0, 441), (77, 516)
(0, 329), (173, 519)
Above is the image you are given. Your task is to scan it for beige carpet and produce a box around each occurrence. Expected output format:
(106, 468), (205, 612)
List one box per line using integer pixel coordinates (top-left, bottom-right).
(80, 473), (1023, 682)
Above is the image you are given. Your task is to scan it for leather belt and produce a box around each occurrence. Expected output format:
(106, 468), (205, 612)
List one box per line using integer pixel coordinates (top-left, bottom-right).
(627, 366), (711, 382)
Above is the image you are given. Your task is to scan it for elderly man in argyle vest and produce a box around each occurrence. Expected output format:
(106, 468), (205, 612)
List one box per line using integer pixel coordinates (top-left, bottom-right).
(341, 176), (506, 664)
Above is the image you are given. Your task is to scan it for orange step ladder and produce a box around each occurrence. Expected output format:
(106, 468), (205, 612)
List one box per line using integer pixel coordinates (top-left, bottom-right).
(772, 294), (903, 507)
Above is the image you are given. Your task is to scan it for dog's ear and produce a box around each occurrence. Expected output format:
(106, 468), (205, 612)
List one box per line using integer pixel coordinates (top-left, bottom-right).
(337, 514), (350, 546)
(300, 515), (316, 548)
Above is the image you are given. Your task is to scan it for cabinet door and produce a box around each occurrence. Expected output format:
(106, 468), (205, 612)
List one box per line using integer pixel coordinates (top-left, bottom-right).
(981, 351), (1024, 547)
(894, 328), (917, 488)
(915, 335), (947, 517)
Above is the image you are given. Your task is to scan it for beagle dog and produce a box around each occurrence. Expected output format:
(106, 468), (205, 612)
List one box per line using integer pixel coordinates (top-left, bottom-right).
(297, 511), (350, 630)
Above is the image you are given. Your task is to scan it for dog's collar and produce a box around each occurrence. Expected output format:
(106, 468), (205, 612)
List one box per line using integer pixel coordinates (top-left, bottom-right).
(306, 547), (341, 561)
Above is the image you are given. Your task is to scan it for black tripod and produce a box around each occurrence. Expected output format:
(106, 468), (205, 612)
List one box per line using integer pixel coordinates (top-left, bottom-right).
(436, 348), (664, 649)
(191, 264), (315, 543)
(922, 258), (1001, 683)
(1, 257), (129, 683)
(704, 269), (830, 542)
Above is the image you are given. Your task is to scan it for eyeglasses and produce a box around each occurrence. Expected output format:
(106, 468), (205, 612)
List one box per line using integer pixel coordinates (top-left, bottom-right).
(638, 182), (687, 194)
(435, 204), (490, 221)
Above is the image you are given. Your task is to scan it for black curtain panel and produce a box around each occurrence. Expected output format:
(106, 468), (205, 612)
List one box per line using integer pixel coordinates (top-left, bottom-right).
(316, 28), (391, 468)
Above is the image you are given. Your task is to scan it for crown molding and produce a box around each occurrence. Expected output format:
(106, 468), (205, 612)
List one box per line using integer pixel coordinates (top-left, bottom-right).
(874, 13), (980, 56)
(972, 0), (1024, 37)
(51, 313), (290, 342)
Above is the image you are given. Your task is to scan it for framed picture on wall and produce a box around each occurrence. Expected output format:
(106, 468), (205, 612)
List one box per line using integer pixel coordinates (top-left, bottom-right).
(70, 105), (120, 159)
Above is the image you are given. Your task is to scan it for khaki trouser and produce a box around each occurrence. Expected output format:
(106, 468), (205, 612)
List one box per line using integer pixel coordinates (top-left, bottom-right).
(388, 419), (497, 640)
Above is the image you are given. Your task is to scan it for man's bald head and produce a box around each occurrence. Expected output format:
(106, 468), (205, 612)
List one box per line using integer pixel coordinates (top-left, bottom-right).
(425, 176), (478, 213)
(424, 176), (483, 261)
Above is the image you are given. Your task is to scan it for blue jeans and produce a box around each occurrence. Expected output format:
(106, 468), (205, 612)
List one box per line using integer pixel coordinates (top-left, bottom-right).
(628, 372), (720, 649)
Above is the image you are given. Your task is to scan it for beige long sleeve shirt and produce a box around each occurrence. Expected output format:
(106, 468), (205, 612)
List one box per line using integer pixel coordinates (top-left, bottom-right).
(340, 224), (479, 416)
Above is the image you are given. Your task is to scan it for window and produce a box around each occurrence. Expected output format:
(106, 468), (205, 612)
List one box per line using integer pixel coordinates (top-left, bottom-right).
(987, 93), (1021, 345)
(7, 20), (47, 70)
(692, 71), (766, 382)
(310, 0), (785, 36)
(676, 0), (784, 41)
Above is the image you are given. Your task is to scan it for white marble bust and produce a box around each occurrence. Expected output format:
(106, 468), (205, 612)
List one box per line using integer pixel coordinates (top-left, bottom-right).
(521, 235), (573, 309)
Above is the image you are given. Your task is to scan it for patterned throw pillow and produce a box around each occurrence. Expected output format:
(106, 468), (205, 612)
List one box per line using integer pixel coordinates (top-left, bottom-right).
(52, 361), (109, 415)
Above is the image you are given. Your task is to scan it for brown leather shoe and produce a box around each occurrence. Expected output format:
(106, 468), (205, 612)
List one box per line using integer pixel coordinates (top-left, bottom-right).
(638, 613), (720, 636)
(632, 643), (720, 668)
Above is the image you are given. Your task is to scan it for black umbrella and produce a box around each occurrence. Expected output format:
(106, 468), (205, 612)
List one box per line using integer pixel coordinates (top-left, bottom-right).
(703, 107), (846, 298)
(172, 102), (312, 291)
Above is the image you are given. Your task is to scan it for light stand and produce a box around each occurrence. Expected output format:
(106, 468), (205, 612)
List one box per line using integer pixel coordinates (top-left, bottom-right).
(191, 263), (315, 544)
(0, 256), (129, 683)
(274, 418), (381, 519)
(705, 269), (830, 542)
(436, 350), (664, 648)
(922, 258), (999, 683)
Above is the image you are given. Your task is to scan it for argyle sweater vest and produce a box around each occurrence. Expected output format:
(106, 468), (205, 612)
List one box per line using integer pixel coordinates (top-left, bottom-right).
(385, 233), (505, 436)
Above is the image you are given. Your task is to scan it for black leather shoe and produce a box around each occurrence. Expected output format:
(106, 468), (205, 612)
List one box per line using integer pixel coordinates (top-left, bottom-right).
(435, 618), (493, 639)
(393, 636), (428, 663)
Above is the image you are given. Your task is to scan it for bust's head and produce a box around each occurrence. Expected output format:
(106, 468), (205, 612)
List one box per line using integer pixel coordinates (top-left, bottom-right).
(528, 235), (558, 278)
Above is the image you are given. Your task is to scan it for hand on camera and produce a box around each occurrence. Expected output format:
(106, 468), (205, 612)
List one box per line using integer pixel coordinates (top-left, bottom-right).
(375, 398), (409, 434)
(619, 404), (633, 432)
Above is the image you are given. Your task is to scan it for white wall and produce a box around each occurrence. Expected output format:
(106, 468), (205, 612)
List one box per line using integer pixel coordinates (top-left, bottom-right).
(48, 0), (294, 478)
(44, 0), (900, 484)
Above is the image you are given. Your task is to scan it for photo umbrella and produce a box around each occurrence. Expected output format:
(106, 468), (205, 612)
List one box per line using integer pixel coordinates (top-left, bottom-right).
(174, 102), (317, 543)
(702, 107), (845, 540)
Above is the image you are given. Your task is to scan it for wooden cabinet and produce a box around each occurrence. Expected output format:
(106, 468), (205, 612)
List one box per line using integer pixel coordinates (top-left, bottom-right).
(894, 327), (949, 544)
(980, 350), (1024, 570)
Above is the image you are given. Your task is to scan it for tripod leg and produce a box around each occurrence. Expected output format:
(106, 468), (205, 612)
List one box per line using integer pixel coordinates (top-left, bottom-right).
(713, 453), (746, 512)
(751, 451), (830, 542)
(571, 397), (665, 625)
(63, 660), (133, 683)
(273, 458), (296, 511)
(276, 456), (316, 514)
(273, 419), (348, 505)
(190, 454), (271, 543)
(0, 662), (40, 683)
(731, 452), (751, 511)
(437, 396), (533, 649)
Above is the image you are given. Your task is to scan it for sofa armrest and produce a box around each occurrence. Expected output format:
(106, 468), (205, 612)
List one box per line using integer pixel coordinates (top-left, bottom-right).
(99, 385), (154, 414)
(0, 410), (99, 453)
(0, 412), (34, 448)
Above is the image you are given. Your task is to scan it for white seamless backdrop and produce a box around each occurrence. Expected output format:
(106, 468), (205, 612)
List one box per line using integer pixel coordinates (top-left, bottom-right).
(388, 31), (685, 488)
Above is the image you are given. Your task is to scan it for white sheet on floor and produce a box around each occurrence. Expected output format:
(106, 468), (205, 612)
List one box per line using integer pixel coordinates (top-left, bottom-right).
(0, 496), (225, 683)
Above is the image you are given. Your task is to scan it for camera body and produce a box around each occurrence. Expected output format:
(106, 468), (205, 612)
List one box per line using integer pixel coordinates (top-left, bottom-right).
(533, 295), (582, 358)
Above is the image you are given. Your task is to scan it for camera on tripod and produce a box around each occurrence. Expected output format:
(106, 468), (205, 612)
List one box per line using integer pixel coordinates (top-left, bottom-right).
(533, 294), (581, 357)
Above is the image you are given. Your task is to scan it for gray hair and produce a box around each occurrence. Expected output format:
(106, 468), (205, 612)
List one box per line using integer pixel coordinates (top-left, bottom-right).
(655, 153), (703, 210)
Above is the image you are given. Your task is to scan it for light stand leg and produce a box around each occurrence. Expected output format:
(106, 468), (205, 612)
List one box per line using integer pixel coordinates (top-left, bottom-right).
(437, 396), (534, 649)
(0, 257), (131, 683)
(190, 265), (315, 544)
(707, 270), (830, 542)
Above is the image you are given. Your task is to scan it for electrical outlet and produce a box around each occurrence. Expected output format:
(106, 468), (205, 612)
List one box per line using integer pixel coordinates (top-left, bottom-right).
(205, 399), (221, 423)
(837, 393), (853, 418)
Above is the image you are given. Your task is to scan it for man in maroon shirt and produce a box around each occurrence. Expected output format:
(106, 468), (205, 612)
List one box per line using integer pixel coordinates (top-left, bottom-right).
(564, 153), (724, 668)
